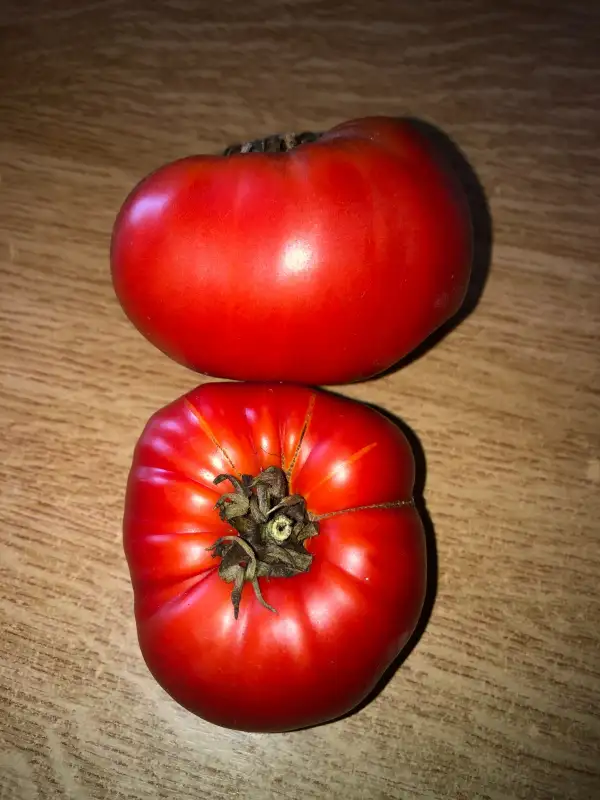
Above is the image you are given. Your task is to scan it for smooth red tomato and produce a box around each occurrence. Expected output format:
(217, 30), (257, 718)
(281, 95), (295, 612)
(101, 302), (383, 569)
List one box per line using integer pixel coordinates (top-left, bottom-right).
(124, 382), (426, 732)
(111, 116), (472, 384)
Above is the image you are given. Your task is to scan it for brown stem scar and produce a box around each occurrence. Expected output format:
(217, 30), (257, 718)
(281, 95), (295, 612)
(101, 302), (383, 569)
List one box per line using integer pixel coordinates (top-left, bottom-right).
(224, 131), (323, 156)
(209, 467), (317, 619)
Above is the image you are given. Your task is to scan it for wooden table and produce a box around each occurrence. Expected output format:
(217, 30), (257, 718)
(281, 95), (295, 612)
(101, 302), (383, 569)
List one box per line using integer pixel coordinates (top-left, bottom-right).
(2, 2), (599, 798)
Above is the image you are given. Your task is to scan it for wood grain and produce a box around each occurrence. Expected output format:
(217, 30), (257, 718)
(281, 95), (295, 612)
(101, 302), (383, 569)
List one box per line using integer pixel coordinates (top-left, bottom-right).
(1, 1), (599, 798)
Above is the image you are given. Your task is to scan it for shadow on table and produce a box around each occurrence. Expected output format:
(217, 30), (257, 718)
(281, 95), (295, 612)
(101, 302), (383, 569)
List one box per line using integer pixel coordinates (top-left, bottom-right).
(363, 116), (493, 382)
(338, 116), (492, 717)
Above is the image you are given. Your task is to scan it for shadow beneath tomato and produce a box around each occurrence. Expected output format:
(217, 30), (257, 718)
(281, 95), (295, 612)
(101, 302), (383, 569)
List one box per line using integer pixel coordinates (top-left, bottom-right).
(363, 117), (493, 382)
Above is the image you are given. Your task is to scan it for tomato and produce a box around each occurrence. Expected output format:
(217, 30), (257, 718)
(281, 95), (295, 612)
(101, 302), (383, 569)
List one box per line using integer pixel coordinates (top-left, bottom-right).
(111, 116), (472, 384)
(123, 381), (426, 732)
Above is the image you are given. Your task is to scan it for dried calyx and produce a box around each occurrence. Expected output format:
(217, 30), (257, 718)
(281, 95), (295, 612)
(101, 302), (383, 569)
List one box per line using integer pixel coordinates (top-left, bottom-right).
(207, 466), (319, 619)
(223, 131), (322, 156)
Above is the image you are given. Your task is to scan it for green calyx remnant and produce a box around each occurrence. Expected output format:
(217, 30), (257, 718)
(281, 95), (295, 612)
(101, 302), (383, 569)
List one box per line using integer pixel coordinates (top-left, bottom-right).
(207, 466), (319, 620)
(223, 131), (323, 156)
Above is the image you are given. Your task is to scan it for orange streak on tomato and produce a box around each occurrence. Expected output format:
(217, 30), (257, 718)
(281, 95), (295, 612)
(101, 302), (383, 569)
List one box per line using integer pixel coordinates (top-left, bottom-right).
(182, 398), (242, 479)
(285, 391), (316, 478)
(302, 441), (378, 501)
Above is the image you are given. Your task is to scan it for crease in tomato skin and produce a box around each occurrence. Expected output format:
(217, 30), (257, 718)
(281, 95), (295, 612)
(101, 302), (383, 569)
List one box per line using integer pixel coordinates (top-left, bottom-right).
(125, 519), (224, 535)
(182, 398), (242, 478)
(124, 467), (222, 522)
(137, 464), (223, 497)
(283, 391), (316, 482)
(133, 560), (219, 595)
(133, 567), (221, 624)
(125, 527), (223, 578)
(312, 497), (415, 521)
(136, 414), (235, 493)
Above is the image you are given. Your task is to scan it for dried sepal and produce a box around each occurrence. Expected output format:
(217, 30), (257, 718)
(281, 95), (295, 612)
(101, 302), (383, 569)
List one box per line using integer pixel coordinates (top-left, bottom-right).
(209, 467), (319, 619)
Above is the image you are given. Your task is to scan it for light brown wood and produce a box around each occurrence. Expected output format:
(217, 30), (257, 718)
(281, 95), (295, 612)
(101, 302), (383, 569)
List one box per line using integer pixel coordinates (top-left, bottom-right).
(1, 1), (599, 798)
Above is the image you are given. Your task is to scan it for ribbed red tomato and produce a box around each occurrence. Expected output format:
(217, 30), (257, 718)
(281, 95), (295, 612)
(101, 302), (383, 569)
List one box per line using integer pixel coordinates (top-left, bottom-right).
(111, 116), (472, 384)
(124, 382), (426, 732)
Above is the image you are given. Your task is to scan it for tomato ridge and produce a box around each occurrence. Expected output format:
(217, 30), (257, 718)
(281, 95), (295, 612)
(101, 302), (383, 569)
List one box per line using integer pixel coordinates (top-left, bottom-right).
(314, 498), (415, 521)
(285, 392), (316, 479)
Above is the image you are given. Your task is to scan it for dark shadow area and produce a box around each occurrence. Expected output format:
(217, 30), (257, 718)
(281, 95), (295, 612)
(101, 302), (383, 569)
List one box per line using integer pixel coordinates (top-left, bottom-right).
(363, 116), (493, 382)
(303, 396), (437, 731)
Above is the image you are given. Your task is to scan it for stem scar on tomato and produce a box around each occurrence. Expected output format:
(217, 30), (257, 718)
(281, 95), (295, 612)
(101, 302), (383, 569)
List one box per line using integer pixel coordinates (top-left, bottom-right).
(223, 131), (323, 156)
(207, 466), (319, 619)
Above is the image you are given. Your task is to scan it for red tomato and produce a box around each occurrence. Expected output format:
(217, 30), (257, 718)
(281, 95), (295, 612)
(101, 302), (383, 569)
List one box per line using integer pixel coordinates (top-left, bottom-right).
(111, 116), (472, 384)
(124, 382), (426, 732)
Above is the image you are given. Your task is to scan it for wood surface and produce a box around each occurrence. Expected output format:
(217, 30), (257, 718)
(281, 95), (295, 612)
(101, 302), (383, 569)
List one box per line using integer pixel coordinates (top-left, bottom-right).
(1, 1), (599, 798)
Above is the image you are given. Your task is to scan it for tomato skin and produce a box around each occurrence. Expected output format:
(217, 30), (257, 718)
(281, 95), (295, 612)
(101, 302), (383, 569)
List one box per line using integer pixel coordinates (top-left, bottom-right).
(111, 116), (472, 384)
(124, 382), (426, 732)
